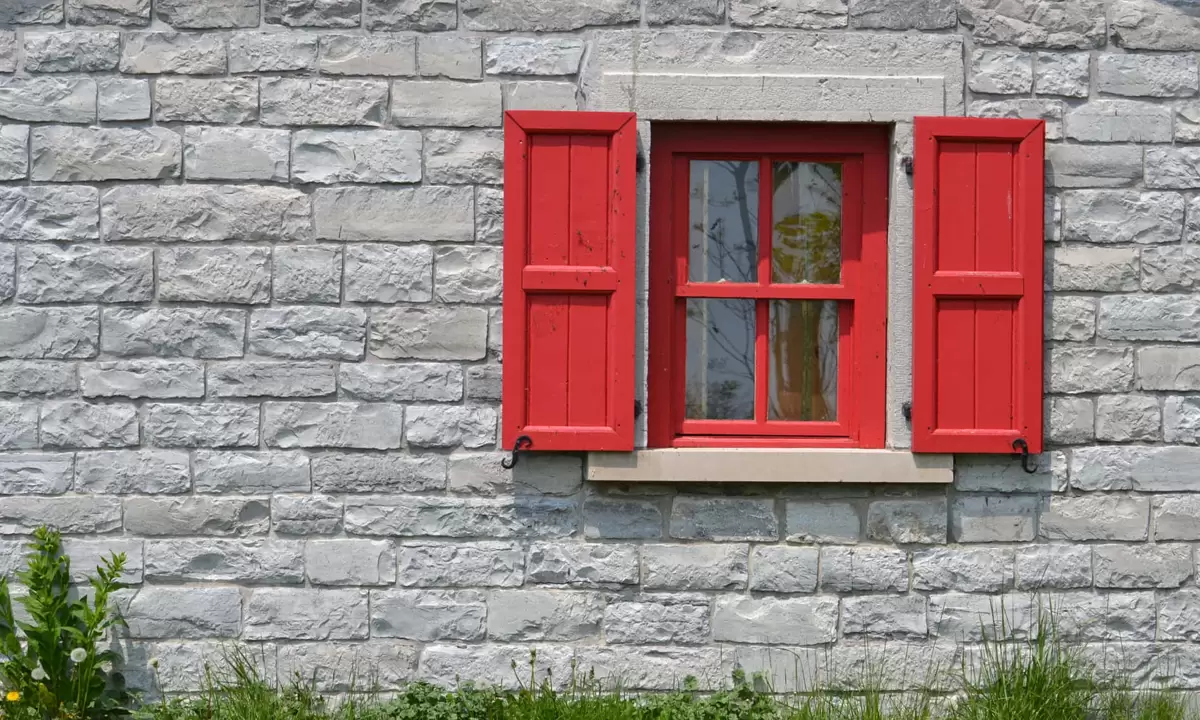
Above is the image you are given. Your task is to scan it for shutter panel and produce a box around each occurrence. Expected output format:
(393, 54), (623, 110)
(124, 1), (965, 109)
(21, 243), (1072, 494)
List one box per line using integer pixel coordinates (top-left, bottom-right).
(912, 117), (1045, 454)
(501, 111), (637, 452)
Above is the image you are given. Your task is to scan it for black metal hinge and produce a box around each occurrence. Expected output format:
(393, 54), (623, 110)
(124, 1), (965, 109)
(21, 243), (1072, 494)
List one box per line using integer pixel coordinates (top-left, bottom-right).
(902, 156), (914, 176)
(635, 153), (646, 173)
(901, 401), (912, 421)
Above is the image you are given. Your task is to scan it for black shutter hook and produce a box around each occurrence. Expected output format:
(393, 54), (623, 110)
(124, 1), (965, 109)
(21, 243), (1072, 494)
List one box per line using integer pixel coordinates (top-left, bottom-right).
(1011, 438), (1038, 474)
(501, 435), (533, 469)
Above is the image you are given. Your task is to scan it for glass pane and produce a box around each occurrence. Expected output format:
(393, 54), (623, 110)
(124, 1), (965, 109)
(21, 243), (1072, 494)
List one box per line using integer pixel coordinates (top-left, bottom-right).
(689, 160), (758, 283)
(686, 298), (755, 420)
(769, 300), (838, 421)
(772, 162), (842, 284)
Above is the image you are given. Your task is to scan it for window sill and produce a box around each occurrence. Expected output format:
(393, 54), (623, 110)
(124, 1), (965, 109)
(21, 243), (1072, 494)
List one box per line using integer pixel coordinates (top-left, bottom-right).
(586, 448), (953, 484)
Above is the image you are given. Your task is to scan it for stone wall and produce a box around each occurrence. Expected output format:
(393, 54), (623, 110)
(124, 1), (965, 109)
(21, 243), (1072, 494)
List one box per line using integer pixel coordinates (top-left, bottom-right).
(1, 0), (1200, 695)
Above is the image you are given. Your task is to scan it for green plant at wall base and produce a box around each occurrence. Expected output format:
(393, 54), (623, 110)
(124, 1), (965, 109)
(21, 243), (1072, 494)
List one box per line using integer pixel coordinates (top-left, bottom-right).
(0, 526), (132, 720)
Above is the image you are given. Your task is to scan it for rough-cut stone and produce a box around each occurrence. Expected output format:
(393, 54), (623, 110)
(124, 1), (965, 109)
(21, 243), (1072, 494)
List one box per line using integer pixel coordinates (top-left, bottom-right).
(17, 245), (153, 304)
(604, 599), (710, 644)
(1165, 396), (1200, 443)
(68, 0), (150, 25)
(261, 78), (388, 126)
(669, 496), (778, 541)
(1, 186), (100, 241)
(0, 362), (77, 398)
(276, 643), (418, 692)
(372, 590), (485, 640)
(913, 548), (1014, 592)
(344, 245), (433, 302)
(210, 362), (335, 399)
(730, 0), (848, 28)
(347, 495), (579, 539)
(0, 308), (98, 359)
(156, 0), (259, 27)
(264, 402), (404, 449)
(848, 0), (955, 29)
(1048, 346), (1134, 394)
(125, 497), (270, 537)
(1143, 247), (1200, 292)
(1174, 103), (1200, 142)
(503, 80), (580, 111)
(1041, 495), (1149, 541)
(312, 453), (446, 493)
(1016, 545), (1092, 590)
(969, 99), (1063, 140)
(193, 451), (311, 494)
(125, 587), (241, 639)
(952, 495), (1038, 542)
(1158, 588), (1200, 641)
(155, 78), (258, 123)
(340, 363), (462, 402)
(1048, 296), (1096, 343)
(485, 38), (585, 75)
(526, 542), (637, 587)
(1145, 148), (1200, 189)
(1094, 544), (1192, 589)
(102, 185), (309, 242)
(450, 453), (581, 496)
(584, 497), (664, 538)
(784, 501), (860, 543)
(367, 0), (458, 30)
(1154, 496), (1200, 540)
(1097, 53), (1198, 97)
(245, 589), (368, 640)
(1138, 347), (1200, 390)
(266, 0), (362, 27)
(0, 0), (61, 26)
(313, 186), (473, 242)
(62, 537), (144, 583)
(1096, 394), (1160, 442)
(0, 404), (39, 451)
(714, 596), (838, 645)
(120, 33), (227, 74)
(74, 450), (190, 494)
(434, 247), (502, 303)
(1071, 446), (1138, 491)
(273, 495), (343, 534)
(1099, 295), (1200, 342)
(143, 403), (259, 448)
(370, 307), (488, 361)
(250, 307), (366, 360)
(391, 81), (502, 127)
(144, 539), (304, 583)
(1035, 51), (1089, 97)
(1048, 396), (1094, 445)
(475, 187), (503, 245)
(405, 405), (497, 449)
(41, 402), (138, 449)
(644, 0), (721, 23)
(959, 0), (1106, 48)
(461, 0), (637, 29)
(567, 647), (719, 692)
(866, 497), (947, 543)
(0, 496), (121, 535)
(292, 129), (421, 184)
(0, 78), (96, 123)
(425, 129), (503, 184)
(24, 31), (120, 72)
(99, 78), (151, 121)
(32, 127), (179, 182)
(642, 544), (747, 590)
(158, 247), (270, 304)
(306, 540), (395, 585)
(1046, 146), (1142, 188)
(273, 247), (342, 303)
(1111, 0), (1200, 50)
(747, 546), (818, 592)
(101, 308), (245, 359)
(968, 49), (1033, 94)
(488, 590), (604, 641)
(842, 595), (927, 638)
(398, 542), (524, 587)
(320, 34), (416, 76)
(184, 127), (289, 182)
(820, 546), (907, 592)
(465, 365), (501, 402)
(1065, 101), (1173, 144)
(230, 32), (319, 72)
(0, 126), (27, 181)
(1048, 246), (1138, 292)
(419, 36), (482, 79)
(930, 593), (1037, 642)
(0, 35), (14, 73)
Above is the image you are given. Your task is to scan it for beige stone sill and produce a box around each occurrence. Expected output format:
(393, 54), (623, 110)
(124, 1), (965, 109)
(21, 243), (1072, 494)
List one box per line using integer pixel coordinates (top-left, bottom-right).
(586, 449), (953, 484)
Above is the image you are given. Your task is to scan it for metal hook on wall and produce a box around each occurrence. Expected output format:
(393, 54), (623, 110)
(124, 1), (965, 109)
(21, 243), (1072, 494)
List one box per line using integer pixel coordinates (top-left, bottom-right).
(501, 435), (533, 470)
(1011, 438), (1038, 475)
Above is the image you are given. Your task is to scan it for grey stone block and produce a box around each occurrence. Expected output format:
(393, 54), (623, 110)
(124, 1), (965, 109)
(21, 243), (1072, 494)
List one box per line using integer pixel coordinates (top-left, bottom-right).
(1048, 346), (1134, 394)
(0, 361), (76, 398)
(419, 35), (481, 79)
(929, 592), (1035, 642)
(156, 0), (259, 27)
(102, 184), (308, 242)
(62, 537), (143, 583)
(98, 78), (151, 120)
(158, 247), (271, 304)
(1097, 53), (1199, 97)
(101, 308), (245, 359)
(1111, 0), (1200, 50)
(24, 31), (120, 72)
(820, 546), (907, 592)
(425, 129), (503, 184)
(155, 78), (259, 123)
(341, 363), (462, 402)
(126, 586), (242, 639)
(1041, 495), (1149, 541)
(244, 589), (368, 640)
(320, 34), (416, 76)
(1159, 587), (1200, 640)
(68, 0), (149, 25)
(119, 32), (227, 75)
(1064, 191), (1184, 243)
(272, 494), (342, 535)
(1065, 100), (1173, 143)
(125, 496), (269, 536)
(267, 0), (361, 26)
(729, 0), (847, 28)
(913, 547), (1014, 592)
(1142, 246), (1200, 292)
(263, 402), (404, 449)
(229, 31), (319, 72)
(1094, 544), (1192, 589)
(184, 127), (289, 182)
(193, 451), (312, 494)
(292, 129), (421, 184)
(525, 542), (637, 587)
(642, 544), (747, 590)
(345, 495), (577, 538)
(434, 246), (502, 303)
(74, 450), (190, 494)
(313, 186), (473, 243)
(583, 496), (663, 539)
(0, 126), (27, 180)
(1046, 146), (1142, 188)
(144, 539), (304, 583)
(273, 246), (342, 304)
(1070, 446), (1137, 491)
(968, 49), (1033, 94)
(312, 453), (446, 493)
(405, 405), (497, 449)
(476, 187), (503, 244)
(466, 364), (501, 402)
(959, 0), (1105, 48)
(604, 599), (710, 644)
(1053, 591), (1156, 641)
(786, 502), (864, 539)
(261, 78), (387, 126)
(1154, 495), (1200, 540)
(367, 0), (457, 30)
(502, 80), (580, 111)
(646, 0), (721, 23)
(17, 245), (152, 304)
(748, 546), (818, 592)
(1035, 51), (1090, 97)
(0, 308), (98, 359)
(344, 244), (433, 302)
(371, 306), (488, 360)
(488, 589), (604, 641)
(848, 0), (954, 28)
(0, 186), (99, 241)
(391, 80), (502, 127)
(969, 98), (1063, 139)
(713, 596), (838, 644)
(276, 643), (418, 693)
(0, 78), (96, 123)
(1099, 295), (1200, 342)
(41, 401), (138, 449)
(485, 37), (585, 75)
(1047, 396), (1094, 445)
(0, 453), (73, 496)
(842, 595), (927, 638)
(558, 646), (715, 692)
(0, 34), (12, 73)
(1096, 394), (1161, 442)
(399, 541), (525, 587)
(866, 497), (948, 544)
(0, 403), (37, 450)
(669, 496), (778, 541)
(1015, 545), (1092, 589)
(210, 362), (336, 399)
(250, 307), (367, 361)
(951, 495), (1038, 543)
(371, 590), (486, 641)
(143, 403), (259, 448)
(0, 496), (122, 535)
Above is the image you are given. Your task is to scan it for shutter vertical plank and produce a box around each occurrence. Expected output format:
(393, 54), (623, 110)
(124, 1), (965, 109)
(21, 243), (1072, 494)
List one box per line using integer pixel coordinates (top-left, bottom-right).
(526, 135), (571, 428)
(912, 117), (1045, 454)
(567, 136), (611, 429)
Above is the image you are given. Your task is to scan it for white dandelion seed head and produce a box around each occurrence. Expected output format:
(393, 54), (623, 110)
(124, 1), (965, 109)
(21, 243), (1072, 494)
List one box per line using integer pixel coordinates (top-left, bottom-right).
(31, 668), (47, 681)
(69, 648), (87, 663)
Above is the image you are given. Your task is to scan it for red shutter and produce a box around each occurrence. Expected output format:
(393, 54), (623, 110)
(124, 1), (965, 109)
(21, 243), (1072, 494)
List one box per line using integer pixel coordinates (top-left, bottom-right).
(501, 111), (637, 452)
(912, 117), (1045, 454)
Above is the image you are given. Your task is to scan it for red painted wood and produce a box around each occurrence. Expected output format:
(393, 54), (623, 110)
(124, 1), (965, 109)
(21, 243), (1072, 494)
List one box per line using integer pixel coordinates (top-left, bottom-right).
(648, 123), (889, 448)
(502, 110), (637, 452)
(912, 116), (1045, 454)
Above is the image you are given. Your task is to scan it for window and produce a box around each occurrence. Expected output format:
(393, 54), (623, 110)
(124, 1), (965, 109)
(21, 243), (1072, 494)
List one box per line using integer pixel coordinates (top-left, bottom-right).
(647, 124), (890, 448)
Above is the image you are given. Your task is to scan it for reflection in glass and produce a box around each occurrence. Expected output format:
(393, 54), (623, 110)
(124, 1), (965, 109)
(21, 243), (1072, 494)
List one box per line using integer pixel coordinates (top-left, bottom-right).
(686, 298), (755, 420)
(689, 160), (758, 283)
(772, 162), (842, 284)
(769, 300), (838, 421)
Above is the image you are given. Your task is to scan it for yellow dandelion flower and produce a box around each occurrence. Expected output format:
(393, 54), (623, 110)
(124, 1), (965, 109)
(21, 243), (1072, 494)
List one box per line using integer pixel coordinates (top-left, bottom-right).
(5, 691), (19, 702)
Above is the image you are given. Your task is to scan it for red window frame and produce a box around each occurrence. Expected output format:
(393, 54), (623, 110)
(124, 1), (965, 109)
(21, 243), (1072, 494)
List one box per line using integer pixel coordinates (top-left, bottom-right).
(647, 123), (889, 449)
